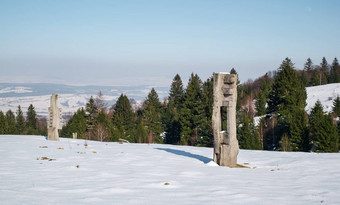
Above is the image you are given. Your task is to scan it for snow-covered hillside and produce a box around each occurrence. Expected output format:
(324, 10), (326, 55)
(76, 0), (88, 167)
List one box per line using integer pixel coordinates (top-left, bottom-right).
(1, 135), (339, 204)
(0, 83), (169, 116)
(306, 83), (340, 113)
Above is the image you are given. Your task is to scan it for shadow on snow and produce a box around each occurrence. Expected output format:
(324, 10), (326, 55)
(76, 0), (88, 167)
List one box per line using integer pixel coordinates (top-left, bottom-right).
(155, 148), (212, 164)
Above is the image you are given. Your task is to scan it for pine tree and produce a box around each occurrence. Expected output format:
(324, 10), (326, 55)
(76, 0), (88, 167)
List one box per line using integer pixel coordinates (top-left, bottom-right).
(329, 58), (340, 83)
(85, 96), (98, 131)
(26, 104), (37, 130)
(168, 74), (184, 109)
(268, 58), (306, 114)
(163, 101), (181, 144)
(135, 115), (147, 143)
(300, 70), (309, 87)
(112, 94), (134, 142)
(16, 105), (25, 134)
(320, 57), (329, 85)
(60, 108), (87, 139)
(180, 73), (204, 145)
(304, 58), (313, 71)
(237, 113), (261, 150)
(309, 69), (320, 86)
(267, 58), (308, 151)
(197, 77), (214, 147)
(255, 74), (271, 116)
(6, 110), (16, 134)
(287, 106), (308, 151)
(164, 74), (185, 144)
(144, 88), (163, 143)
(230, 68), (240, 84)
(309, 101), (338, 152)
(332, 96), (340, 117)
(0, 111), (9, 134)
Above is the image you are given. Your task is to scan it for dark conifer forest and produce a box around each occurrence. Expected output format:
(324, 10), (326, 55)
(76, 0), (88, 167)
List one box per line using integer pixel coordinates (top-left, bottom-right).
(1, 57), (340, 152)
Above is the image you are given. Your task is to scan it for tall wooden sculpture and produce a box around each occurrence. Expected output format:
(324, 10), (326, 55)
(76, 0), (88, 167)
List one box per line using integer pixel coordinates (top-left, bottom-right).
(212, 73), (239, 167)
(48, 94), (62, 141)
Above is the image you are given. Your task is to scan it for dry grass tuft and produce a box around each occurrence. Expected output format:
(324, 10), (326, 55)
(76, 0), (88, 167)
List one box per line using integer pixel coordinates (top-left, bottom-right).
(38, 157), (56, 161)
(164, 182), (170, 185)
(235, 164), (251, 168)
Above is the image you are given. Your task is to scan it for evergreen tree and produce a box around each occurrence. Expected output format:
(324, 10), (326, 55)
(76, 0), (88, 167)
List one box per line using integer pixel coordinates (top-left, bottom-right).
(329, 58), (340, 83)
(197, 77), (214, 147)
(163, 101), (181, 144)
(332, 96), (340, 117)
(26, 104), (37, 130)
(230, 68), (240, 84)
(267, 58), (308, 151)
(304, 58), (313, 71)
(309, 101), (338, 152)
(237, 113), (261, 150)
(168, 74), (184, 109)
(300, 70), (309, 87)
(16, 105), (25, 134)
(180, 73), (204, 145)
(135, 115), (147, 143)
(6, 110), (16, 134)
(164, 74), (185, 144)
(320, 57), (328, 85)
(60, 108), (87, 139)
(144, 88), (163, 143)
(268, 58), (306, 114)
(112, 94), (134, 142)
(309, 69), (320, 86)
(0, 111), (9, 134)
(255, 74), (271, 116)
(85, 96), (98, 131)
(287, 106), (309, 151)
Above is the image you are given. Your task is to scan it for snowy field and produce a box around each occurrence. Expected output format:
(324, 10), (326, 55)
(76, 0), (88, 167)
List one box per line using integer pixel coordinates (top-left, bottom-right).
(1, 135), (339, 204)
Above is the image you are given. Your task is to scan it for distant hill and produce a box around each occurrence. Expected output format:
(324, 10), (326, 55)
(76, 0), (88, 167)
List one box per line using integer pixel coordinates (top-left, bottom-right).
(0, 83), (169, 116)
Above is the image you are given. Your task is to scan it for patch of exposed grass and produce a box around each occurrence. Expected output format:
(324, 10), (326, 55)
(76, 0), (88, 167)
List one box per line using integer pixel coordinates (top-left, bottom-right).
(235, 164), (251, 168)
(37, 157), (56, 161)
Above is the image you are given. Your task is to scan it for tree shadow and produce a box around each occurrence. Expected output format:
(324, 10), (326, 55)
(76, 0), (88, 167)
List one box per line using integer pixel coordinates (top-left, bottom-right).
(155, 148), (212, 164)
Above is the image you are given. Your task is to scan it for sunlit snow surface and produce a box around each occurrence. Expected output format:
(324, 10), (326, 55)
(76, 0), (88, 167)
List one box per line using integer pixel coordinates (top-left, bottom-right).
(1, 135), (340, 204)
(306, 83), (340, 113)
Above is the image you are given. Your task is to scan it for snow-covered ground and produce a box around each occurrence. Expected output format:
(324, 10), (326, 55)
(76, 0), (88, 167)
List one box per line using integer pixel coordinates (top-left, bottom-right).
(1, 135), (339, 204)
(306, 83), (340, 113)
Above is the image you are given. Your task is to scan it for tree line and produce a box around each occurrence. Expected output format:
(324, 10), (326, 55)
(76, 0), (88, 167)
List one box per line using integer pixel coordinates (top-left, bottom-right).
(0, 104), (47, 135)
(239, 57), (340, 152)
(2, 57), (339, 152)
(60, 74), (215, 147)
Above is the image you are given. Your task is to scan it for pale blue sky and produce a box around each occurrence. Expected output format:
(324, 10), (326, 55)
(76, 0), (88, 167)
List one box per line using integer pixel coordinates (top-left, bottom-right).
(1, 0), (340, 86)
